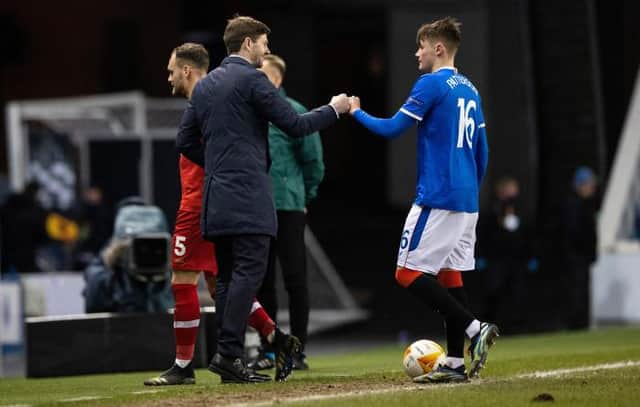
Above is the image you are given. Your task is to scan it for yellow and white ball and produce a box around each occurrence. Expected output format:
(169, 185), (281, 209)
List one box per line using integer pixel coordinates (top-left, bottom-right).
(402, 339), (446, 378)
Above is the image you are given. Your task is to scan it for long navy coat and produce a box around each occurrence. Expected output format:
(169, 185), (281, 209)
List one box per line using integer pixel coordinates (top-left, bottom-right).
(176, 56), (337, 238)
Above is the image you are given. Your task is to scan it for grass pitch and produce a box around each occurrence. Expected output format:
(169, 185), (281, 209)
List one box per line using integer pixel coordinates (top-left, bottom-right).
(1, 326), (640, 406)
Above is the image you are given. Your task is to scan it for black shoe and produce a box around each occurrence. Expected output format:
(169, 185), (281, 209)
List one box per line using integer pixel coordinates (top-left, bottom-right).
(414, 364), (468, 383)
(209, 353), (272, 384)
(247, 349), (275, 370)
(144, 363), (195, 386)
(221, 367), (272, 384)
(292, 352), (309, 370)
(273, 331), (302, 381)
(247, 367), (272, 382)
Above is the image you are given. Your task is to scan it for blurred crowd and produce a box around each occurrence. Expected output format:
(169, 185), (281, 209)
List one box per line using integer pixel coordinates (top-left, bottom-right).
(0, 180), (174, 313)
(0, 181), (111, 274)
(474, 167), (599, 333)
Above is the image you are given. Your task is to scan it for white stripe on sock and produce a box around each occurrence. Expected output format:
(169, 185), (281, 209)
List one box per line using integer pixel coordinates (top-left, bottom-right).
(465, 319), (481, 338)
(445, 357), (465, 369)
(174, 319), (200, 328)
(250, 300), (262, 314)
(175, 358), (191, 368)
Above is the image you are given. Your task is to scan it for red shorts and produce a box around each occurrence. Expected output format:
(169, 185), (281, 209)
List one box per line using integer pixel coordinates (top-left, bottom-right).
(171, 210), (217, 274)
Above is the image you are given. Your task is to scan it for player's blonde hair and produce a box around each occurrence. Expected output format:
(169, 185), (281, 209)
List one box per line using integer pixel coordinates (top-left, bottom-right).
(416, 17), (462, 54)
(262, 54), (286, 77)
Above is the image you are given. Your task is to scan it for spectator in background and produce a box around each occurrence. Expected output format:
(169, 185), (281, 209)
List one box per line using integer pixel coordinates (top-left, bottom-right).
(253, 54), (325, 371)
(39, 210), (80, 271)
(561, 166), (598, 330)
(477, 176), (535, 334)
(0, 182), (49, 273)
(74, 186), (112, 269)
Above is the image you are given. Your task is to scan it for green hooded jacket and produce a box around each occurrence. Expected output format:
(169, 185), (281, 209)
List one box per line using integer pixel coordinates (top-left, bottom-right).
(269, 88), (325, 211)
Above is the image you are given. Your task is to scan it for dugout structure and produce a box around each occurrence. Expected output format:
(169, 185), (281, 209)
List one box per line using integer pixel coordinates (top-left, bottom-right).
(5, 91), (367, 334)
(592, 68), (640, 324)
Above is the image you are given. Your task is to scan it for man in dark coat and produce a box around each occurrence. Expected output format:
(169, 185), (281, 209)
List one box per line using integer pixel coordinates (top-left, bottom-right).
(562, 166), (598, 330)
(176, 15), (350, 383)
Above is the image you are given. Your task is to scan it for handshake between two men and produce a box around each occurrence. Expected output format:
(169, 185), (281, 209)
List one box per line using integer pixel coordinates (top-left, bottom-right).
(328, 94), (362, 116)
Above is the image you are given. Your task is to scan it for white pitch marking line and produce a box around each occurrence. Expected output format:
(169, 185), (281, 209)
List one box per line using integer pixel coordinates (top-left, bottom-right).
(515, 360), (640, 379)
(131, 389), (167, 395)
(59, 396), (110, 403)
(227, 360), (640, 407)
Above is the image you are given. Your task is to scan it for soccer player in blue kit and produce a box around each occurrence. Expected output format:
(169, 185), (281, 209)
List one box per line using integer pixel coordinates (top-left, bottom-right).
(349, 17), (498, 383)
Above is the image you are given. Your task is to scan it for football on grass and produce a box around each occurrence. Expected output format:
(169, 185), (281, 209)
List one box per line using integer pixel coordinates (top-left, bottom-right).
(402, 339), (446, 378)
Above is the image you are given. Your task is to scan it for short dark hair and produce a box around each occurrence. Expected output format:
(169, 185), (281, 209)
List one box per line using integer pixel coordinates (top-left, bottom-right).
(173, 43), (209, 71)
(223, 15), (271, 54)
(416, 17), (462, 54)
(262, 54), (286, 77)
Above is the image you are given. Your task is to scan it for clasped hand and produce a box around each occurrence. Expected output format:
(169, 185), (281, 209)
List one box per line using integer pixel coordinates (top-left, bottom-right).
(329, 94), (361, 115)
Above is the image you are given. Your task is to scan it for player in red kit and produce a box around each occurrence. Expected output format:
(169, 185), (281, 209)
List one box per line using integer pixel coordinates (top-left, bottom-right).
(145, 43), (299, 386)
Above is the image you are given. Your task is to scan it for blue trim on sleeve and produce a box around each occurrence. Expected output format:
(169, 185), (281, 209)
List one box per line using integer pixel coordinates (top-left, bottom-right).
(408, 207), (431, 252)
(352, 109), (416, 138)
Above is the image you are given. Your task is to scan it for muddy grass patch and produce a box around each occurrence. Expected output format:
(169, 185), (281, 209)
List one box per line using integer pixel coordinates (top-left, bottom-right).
(136, 376), (418, 406)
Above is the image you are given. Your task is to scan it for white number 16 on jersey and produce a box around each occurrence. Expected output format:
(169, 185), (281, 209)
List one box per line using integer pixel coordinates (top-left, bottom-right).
(456, 98), (476, 149)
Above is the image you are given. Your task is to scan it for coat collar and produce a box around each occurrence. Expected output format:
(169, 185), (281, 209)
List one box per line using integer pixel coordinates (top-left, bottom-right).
(223, 54), (255, 67)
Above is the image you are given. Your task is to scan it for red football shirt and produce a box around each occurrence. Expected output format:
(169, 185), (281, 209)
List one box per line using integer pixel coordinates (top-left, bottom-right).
(178, 154), (204, 212)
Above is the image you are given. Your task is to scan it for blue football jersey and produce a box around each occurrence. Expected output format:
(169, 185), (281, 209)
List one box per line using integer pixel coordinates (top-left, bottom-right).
(399, 67), (488, 213)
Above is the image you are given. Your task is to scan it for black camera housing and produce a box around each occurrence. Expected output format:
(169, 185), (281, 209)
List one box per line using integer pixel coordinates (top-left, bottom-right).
(126, 233), (171, 282)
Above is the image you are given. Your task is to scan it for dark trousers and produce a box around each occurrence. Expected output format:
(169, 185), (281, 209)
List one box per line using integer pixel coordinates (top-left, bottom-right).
(213, 234), (271, 358)
(564, 254), (591, 330)
(258, 210), (309, 348)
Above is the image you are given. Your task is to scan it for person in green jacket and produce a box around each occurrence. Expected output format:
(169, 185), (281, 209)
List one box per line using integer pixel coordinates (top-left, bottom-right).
(252, 54), (324, 371)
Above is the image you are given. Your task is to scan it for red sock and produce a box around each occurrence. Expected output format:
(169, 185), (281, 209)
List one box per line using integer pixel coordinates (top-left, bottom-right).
(172, 283), (200, 364)
(437, 269), (463, 288)
(395, 267), (422, 288)
(247, 300), (275, 340)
